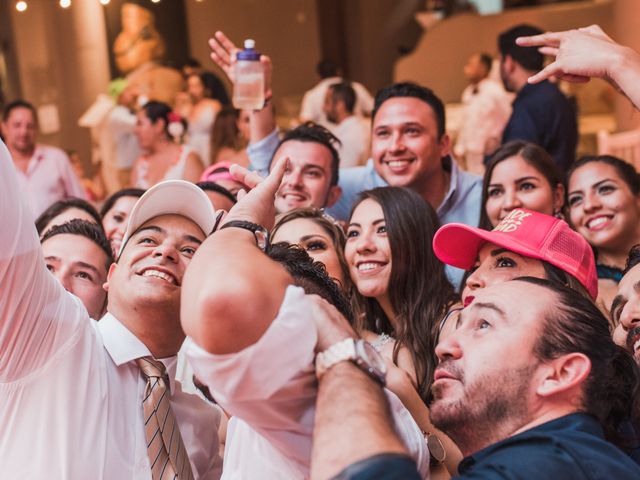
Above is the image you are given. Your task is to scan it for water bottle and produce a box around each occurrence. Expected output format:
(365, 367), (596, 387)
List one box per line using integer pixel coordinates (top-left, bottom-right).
(233, 39), (265, 110)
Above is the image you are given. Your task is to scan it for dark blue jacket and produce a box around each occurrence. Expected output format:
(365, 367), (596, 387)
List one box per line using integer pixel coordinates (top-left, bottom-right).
(502, 80), (578, 173)
(456, 413), (640, 479)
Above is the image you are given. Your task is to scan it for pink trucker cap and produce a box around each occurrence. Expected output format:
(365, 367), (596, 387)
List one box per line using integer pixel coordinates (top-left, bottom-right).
(433, 209), (598, 299)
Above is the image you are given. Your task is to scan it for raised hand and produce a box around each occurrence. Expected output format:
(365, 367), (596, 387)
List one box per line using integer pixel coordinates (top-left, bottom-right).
(221, 156), (289, 229)
(516, 25), (618, 85)
(306, 294), (357, 352)
(208, 31), (273, 99)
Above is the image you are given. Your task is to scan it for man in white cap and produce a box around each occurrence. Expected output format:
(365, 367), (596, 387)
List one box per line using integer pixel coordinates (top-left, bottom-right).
(0, 138), (222, 479)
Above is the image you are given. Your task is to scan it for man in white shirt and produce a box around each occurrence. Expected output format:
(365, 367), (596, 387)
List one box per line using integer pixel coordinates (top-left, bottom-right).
(454, 53), (511, 174)
(181, 157), (429, 479)
(0, 137), (222, 479)
(1, 99), (86, 217)
(324, 81), (371, 168)
(300, 59), (374, 125)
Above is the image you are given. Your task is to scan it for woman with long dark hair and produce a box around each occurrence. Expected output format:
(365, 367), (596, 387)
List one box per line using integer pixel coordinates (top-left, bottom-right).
(345, 186), (461, 477)
(346, 187), (456, 395)
(567, 154), (640, 311)
(480, 141), (565, 230)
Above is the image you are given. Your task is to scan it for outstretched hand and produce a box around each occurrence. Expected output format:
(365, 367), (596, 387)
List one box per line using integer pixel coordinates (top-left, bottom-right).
(516, 25), (618, 85)
(221, 155), (288, 230)
(208, 31), (273, 98)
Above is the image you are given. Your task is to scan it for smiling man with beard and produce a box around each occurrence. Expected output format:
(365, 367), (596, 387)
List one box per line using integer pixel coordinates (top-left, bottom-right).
(308, 278), (640, 479)
(0, 137), (222, 479)
(429, 278), (640, 478)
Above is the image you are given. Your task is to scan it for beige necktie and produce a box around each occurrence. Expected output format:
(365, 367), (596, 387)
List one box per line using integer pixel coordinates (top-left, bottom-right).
(137, 357), (195, 480)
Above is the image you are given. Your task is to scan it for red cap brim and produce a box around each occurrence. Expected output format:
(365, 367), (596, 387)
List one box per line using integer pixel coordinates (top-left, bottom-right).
(433, 223), (544, 270)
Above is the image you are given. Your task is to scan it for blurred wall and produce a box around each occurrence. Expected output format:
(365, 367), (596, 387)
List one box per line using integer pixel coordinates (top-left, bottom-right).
(0, 1), (22, 104)
(395, 0), (614, 103)
(341, 0), (424, 94)
(9, 1), (110, 162)
(5, 0), (639, 163)
(185, 0), (321, 110)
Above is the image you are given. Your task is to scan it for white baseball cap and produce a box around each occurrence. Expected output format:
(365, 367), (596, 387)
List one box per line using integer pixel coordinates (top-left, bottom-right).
(118, 180), (216, 257)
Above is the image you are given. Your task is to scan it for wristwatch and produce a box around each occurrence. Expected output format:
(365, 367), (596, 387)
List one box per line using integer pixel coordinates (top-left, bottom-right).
(220, 220), (269, 251)
(425, 432), (447, 465)
(315, 338), (387, 386)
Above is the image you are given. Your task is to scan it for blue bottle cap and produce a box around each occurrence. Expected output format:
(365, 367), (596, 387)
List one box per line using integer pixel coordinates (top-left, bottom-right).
(237, 39), (260, 61)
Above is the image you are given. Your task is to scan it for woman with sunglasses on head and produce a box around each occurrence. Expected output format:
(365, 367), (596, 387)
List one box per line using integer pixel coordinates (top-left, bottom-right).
(567, 155), (640, 311)
(200, 161), (247, 197)
(480, 141), (565, 230)
(271, 208), (352, 293)
(345, 186), (461, 478)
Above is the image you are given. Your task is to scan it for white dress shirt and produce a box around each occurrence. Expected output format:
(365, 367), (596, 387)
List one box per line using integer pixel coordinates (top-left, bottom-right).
(299, 77), (374, 125)
(329, 115), (371, 168)
(187, 286), (430, 479)
(0, 140), (222, 479)
(108, 105), (141, 170)
(454, 78), (512, 168)
(13, 144), (87, 218)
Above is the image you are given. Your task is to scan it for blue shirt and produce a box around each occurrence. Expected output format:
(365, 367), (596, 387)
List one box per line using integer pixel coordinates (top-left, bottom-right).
(247, 129), (483, 289)
(333, 453), (421, 480)
(332, 156), (482, 227)
(502, 80), (578, 172)
(455, 413), (640, 479)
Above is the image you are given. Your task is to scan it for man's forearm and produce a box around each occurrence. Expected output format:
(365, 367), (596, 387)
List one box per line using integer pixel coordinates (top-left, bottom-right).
(250, 103), (277, 144)
(611, 44), (640, 110)
(311, 362), (407, 480)
(181, 228), (291, 355)
(247, 129), (279, 176)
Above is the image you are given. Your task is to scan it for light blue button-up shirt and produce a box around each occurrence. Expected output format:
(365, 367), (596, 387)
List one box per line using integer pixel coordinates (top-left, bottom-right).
(247, 129), (483, 289)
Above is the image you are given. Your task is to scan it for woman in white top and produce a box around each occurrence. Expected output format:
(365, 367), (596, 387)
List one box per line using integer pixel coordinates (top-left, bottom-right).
(131, 101), (204, 189)
(184, 73), (222, 165)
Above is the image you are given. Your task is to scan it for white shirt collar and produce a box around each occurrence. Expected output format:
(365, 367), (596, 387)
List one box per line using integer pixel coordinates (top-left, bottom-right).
(98, 312), (178, 393)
